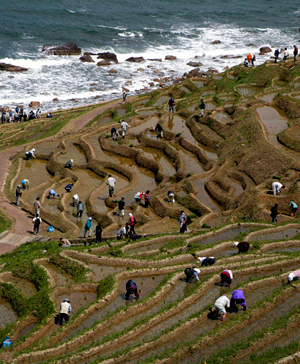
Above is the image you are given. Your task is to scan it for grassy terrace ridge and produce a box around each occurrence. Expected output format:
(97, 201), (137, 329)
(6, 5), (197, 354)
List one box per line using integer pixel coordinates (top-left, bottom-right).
(1, 58), (300, 363)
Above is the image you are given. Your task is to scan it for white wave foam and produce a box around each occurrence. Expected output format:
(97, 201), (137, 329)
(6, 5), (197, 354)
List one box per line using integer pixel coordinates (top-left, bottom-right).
(97, 24), (127, 31)
(67, 9), (76, 14)
(118, 31), (143, 38)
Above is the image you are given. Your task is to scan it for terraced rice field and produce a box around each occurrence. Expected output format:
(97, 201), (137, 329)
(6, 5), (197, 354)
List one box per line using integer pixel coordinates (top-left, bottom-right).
(0, 58), (300, 363)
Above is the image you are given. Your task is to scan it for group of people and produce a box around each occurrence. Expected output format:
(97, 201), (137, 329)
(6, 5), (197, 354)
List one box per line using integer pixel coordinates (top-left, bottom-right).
(244, 53), (256, 67)
(111, 119), (131, 140)
(1, 107), (41, 124)
(270, 181), (298, 223)
(274, 46), (298, 63)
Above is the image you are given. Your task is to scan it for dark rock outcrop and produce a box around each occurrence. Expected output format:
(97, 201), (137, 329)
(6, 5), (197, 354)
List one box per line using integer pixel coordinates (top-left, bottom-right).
(187, 61), (203, 67)
(97, 60), (111, 66)
(80, 53), (94, 63)
(165, 55), (177, 60)
(212, 40), (221, 44)
(42, 43), (81, 56)
(148, 58), (162, 62)
(0, 63), (28, 72)
(259, 46), (272, 54)
(126, 57), (145, 63)
(183, 68), (203, 78)
(97, 52), (118, 63)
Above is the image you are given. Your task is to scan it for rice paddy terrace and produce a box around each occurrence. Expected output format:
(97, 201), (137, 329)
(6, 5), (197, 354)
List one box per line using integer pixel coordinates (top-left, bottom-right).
(0, 58), (299, 363)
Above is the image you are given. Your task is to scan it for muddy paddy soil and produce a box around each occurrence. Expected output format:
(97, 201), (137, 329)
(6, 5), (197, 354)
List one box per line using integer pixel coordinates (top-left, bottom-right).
(61, 274), (167, 343)
(179, 291), (300, 364)
(0, 298), (18, 329)
(14, 159), (52, 190)
(39, 261), (74, 286)
(248, 227), (300, 242)
(0, 272), (36, 297)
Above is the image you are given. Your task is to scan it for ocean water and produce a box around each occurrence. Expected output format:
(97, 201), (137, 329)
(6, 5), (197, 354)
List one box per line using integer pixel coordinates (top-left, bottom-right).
(0, 0), (299, 111)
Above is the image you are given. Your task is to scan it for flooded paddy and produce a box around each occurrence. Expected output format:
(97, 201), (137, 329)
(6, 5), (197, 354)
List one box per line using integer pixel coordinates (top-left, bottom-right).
(16, 159), (52, 190)
(192, 177), (223, 212)
(0, 272), (36, 297)
(57, 144), (87, 166)
(140, 147), (176, 176)
(0, 298), (18, 329)
(56, 291), (97, 315)
(248, 227), (300, 242)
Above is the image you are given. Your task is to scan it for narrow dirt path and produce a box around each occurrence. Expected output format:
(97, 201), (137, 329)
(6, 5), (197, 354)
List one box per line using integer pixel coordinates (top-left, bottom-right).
(0, 97), (134, 255)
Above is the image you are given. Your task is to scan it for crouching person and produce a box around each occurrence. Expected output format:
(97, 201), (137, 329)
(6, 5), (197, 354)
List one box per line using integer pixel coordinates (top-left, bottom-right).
(220, 269), (233, 287)
(197, 256), (216, 266)
(184, 267), (200, 282)
(213, 294), (230, 321)
(230, 289), (246, 313)
(233, 241), (250, 253)
(288, 270), (300, 284)
(59, 298), (72, 325)
(125, 280), (139, 300)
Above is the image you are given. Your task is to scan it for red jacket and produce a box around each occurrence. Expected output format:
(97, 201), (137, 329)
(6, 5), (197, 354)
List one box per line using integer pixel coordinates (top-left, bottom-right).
(129, 216), (135, 226)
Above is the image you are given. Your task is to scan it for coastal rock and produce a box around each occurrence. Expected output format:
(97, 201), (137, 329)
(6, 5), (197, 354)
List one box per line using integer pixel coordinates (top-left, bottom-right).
(126, 57), (145, 63)
(153, 78), (160, 82)
(259, 46), (272, 54)
(149, 82), (155, 87)
(247, 43), (256, 47)
(108, 69), (117, 74)
(80, 54), (94, 63)
(122, 87), (130, 92)
(42, 43), (81, 56)
(183, 68), (203, 78)
(29, 101), (40, 108)
(125, 81), (132, 86)
(147, 58), (162, 62)
(0, 63), (28, 72)
(220, 55), (243, 59)
(137, 68), (144, 72)
(212, 40), (221, 44)
(97, 52), (118, 63)
(53, 98), (59, 102)
(187, 61), (203, 67)
(90, 83), (98, 86)
(89, 88), (97, 92)
(97, 60), (111, 66)
(165, 55), (177, 60)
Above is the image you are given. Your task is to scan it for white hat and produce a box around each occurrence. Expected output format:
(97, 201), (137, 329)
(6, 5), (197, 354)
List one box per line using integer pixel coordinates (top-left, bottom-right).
(194, 268), (201, 274)
(71, 159), (74, 163)
(129, 213), (132, 217)
(88, 217), (92, 220)
(32, 148), (35, 152)
(233, 242), (239, 247)
(288, 273), (295, 282)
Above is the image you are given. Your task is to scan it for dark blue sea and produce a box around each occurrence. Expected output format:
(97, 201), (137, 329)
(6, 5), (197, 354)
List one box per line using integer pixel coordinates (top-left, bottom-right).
(0, 0), (299, 111)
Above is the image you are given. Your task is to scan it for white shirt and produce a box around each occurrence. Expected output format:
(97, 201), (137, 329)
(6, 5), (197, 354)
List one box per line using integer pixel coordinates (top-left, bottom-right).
(60, 301), (72, 314)
(27, 149), (35, 157)
(117, 227), (126, 237)
(73, 194), (79, 201)
(223, 269), (233, 279)
(198, 257), (214, 263)
(288, 273), (295, 282)
(107, 177), (116, 187)
(215, 295), (230, 308)
(272, 182), (282, 191)
(120, 121), (130, 131)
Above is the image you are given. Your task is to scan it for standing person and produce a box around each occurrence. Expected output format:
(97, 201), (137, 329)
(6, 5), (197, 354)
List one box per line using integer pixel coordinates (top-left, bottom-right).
(21, 179), (29, 189)
(233, 241), (250, 253)
(290, 201), (298, 218)
(230, 290), (247, 312)
(73, 193), (79, 207)
(294, 45), (298, 62)
(84, 217), (93, 238)
(76, 200), (84, 218)
(94, 222), (102, 244)
(213, 294), (230, 321)
(25, 148), (36, 160)
(220, 269), (233, 287)
(120, 119), (130, 139)
(200, 99), (205, 117)
(251, 54), (256, 66)
(111, 126), (119, 140)
(32, 215), (42, 235)
(106, 174), (116, 197)
(247, 53), (252, 63)
(154, 123), (163, 139)
(65, 159), (73, 169)
(33, 197), (41, 217)
(283, 47), (289, 60)
(118, 197), (125, 217)
(36, 109), (41, 119)
(128, 213), (136, 236)
(168, 97), (175, 113)
(122, 90), (127, 104)
(197, 257), (216, 266)
(179, 210), (187, 229)
(125, 280), (139, 300)
(59, 299), (72, 325)
(143, 190), (151, 208)
(274, 49), (280, 63)
(270, 203), (279, 224)
(272, 181), (285, 196)
(168, 190), (175, 203)
(16, 185), (22, 206)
